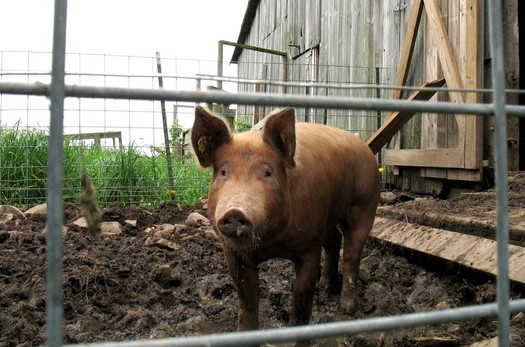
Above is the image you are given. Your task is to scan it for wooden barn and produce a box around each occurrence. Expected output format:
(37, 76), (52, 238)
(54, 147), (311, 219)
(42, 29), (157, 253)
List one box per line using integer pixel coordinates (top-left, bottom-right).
(228, 0), (523, 194)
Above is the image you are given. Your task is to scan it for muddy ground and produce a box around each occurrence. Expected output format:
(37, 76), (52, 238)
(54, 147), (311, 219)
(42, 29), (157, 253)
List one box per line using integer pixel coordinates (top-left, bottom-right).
(1, 173), (525, 347)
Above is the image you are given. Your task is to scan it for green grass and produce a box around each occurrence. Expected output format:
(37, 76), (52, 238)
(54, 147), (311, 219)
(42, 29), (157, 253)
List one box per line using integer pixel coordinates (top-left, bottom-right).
(0, 122), (211, 208)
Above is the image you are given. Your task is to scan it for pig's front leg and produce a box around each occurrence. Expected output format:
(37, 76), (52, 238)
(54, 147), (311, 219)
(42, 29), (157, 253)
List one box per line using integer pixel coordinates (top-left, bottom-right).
(288, 251), (321, 347)
(290, 250), (322, 326)
(224, 250), (260, 331)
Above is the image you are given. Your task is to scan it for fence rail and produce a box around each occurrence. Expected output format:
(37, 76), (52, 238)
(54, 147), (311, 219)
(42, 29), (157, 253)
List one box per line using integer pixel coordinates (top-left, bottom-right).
(2, 81), (525, 117)
(64, 300), (525, 347)
(0, 0), (523, 346)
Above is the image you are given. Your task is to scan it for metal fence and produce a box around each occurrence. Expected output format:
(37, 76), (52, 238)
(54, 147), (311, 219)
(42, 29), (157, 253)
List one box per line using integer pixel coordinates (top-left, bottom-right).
(0, 51), (233, 207)
(0, 0), (525, 346)
(0, 52), (391, 207)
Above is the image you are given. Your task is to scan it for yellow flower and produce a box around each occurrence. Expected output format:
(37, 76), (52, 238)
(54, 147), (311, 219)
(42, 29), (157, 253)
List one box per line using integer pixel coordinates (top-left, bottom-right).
(378, 167), (385, 174)
(167, 189), (177, 196)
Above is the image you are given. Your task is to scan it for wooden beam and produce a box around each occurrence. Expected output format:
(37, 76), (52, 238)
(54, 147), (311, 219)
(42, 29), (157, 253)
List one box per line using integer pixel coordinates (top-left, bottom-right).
(503, 0), (520, 170)
(392, 0), (425, 100)
(385, 147), (465, 168)
(367, 78), (445, 154)
(421, 167), (482, 181)
(391, 0), (424, 165)
(463, 0), (484, 170)
(464, 0), (482, 103)
(423, 0), (465, 103)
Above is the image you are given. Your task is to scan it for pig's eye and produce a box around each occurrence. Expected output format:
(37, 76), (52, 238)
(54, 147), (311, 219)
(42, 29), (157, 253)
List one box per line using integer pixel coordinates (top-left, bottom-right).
(259, 164), (273, 179)
(217, 165), (228, 177)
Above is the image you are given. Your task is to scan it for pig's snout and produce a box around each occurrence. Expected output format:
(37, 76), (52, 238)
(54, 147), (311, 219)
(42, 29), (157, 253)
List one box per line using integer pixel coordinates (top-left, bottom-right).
(217, 208), (252, 238)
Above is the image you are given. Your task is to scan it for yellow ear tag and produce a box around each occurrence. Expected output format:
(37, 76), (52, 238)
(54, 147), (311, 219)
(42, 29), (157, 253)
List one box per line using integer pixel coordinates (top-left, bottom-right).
(198, 136), (207, 153)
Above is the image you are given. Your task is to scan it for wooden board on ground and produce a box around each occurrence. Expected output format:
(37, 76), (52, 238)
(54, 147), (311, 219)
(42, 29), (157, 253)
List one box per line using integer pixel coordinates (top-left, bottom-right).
(372, 217), (525, 286)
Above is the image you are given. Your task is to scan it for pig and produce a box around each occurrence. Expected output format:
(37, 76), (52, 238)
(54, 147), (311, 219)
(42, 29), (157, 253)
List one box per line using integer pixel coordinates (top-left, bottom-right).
(191, 106), (380, 342)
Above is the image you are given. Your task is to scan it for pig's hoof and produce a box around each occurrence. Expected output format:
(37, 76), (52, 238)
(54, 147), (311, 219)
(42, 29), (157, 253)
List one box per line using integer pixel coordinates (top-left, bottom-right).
(339, 289), (358, 315)
(340, 300), (357, 315)
(320, 277), (340, 295)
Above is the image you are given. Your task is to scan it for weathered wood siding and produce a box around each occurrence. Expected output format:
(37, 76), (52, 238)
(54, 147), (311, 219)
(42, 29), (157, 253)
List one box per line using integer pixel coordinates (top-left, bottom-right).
(233, 0), (520, 190)
(236, 0), (427, 140)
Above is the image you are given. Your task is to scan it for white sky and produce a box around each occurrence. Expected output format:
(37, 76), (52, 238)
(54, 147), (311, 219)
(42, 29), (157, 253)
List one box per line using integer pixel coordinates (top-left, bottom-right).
(0, 0), (249, 148)
(1, 0), (248, 58)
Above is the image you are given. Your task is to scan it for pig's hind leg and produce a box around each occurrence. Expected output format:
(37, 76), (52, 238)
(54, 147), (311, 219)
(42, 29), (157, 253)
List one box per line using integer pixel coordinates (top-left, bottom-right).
(339, 204), (376, 314)
(320, 226), (342, 294)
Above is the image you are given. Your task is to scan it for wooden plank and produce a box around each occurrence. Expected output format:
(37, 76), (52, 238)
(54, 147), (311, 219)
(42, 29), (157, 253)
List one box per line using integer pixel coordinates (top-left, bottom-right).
(421, 0), (442, 151)
(444, 1), (463, 149)
(420, 167), (447, 179)
(372, 217), (525, 286)
(253, 83), (261, 125)
(423, 0), (465, 103)
(391, 0), (424, 100)
(385, 147), (465, 168)
(421, 167), (482, 182)
(392, 0), (426, 171)
(367, 78), (445, 154)
(462, 0), (484, 171)
(503, 0), (520, 170)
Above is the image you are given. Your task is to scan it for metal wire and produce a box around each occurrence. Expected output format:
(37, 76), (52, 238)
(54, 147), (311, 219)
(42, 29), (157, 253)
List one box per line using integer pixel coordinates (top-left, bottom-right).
(4, 70), (525, 95)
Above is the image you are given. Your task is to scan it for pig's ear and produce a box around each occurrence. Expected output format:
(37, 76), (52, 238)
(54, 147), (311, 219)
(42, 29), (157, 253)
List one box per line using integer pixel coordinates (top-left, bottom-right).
(191, 106), (232, 167)
(263, 108), (296, 168)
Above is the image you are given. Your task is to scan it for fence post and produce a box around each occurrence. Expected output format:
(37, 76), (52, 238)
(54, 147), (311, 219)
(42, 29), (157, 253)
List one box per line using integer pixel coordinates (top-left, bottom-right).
(487, 0), (511, 345)
(155, 52), (175, 196)
(47, 0), (68, 346)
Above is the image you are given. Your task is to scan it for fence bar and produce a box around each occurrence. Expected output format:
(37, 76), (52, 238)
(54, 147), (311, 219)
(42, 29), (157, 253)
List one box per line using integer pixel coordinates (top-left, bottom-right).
(46, 0), (68, 346)
(3, 81), (525, 117)
(2, 81), (525, 117)
(487, 0), (511, 345)
(65, 299), (525, 347)
(1, 81), (525, 117)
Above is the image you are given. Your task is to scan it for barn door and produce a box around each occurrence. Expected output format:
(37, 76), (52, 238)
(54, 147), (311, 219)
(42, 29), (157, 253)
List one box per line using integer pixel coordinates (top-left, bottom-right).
(384, 0), (484, 182)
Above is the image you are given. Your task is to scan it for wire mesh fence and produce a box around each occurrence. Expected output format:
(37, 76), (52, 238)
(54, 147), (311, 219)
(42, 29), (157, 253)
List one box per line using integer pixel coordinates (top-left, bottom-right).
(1, 50), (401, 208)
(0, 51), (236, 207)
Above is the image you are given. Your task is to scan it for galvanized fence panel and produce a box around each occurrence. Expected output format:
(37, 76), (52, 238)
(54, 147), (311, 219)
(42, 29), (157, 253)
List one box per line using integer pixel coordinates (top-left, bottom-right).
(0, 51), (220, 207)
(0, 0), (524, 345)
(0, 56), (407, 208)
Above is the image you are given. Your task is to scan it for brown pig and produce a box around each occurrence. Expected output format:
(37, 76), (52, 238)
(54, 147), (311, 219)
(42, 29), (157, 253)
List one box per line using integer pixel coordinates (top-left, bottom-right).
(191, 106), (380, 336)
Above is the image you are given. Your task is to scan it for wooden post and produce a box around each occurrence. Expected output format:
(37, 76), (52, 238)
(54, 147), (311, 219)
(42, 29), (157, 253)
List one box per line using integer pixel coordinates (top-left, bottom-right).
(392, 0), (424, 100)
(367, 78), (446, 154)
(254, 83), (261, 124)
(156, 52), (176, 195)
(423, 0), (465, 103)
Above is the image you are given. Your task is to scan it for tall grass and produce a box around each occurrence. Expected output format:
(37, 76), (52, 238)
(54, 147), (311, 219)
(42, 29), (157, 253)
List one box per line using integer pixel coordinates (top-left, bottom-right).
(0, 123), (211, 208)
(0, 122), (48, 205)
